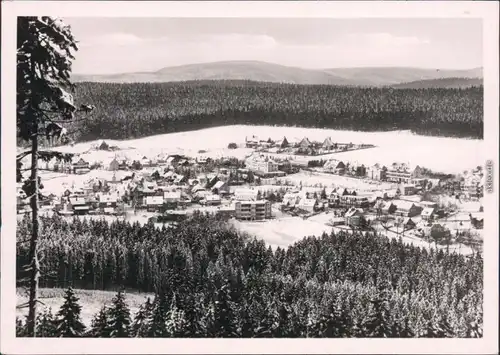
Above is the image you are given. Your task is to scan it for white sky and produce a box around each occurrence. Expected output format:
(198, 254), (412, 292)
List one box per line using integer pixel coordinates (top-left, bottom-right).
(66, 18), (483, 74)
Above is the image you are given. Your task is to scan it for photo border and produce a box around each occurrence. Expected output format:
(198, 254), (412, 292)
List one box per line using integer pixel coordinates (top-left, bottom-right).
(1, 1), (498, 354)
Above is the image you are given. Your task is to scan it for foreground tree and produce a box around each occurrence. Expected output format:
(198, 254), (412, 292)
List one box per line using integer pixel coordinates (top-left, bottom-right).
(17, 16), (93, 336)
(108, 290), (132, 337)
(54, 287), (86, 337)
(88, 306), (112, 337)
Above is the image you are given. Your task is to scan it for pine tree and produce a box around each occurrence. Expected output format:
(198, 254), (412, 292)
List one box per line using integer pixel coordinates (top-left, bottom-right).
(108, 290), (131, 337)
(89, 306), (112, 337)
(213, 282), (237, 337)
(147, 294), (168, 337)
(165, 294), (189, 337)
(54, 287), (86, 337)
(131, 297), (153, 337)
(17, 16), (93, 336)
(361, 284), (392, 337)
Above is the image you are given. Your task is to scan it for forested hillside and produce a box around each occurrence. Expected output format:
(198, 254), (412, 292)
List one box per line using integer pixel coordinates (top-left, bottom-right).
(16, 214), (483, 337)
(69, 81), (483, 142)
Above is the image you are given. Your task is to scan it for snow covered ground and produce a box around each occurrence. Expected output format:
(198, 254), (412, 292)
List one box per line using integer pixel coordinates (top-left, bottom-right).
(43, 125), (483, 175)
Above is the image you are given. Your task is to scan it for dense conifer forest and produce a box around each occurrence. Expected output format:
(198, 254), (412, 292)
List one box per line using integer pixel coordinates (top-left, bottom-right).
(68, 81), (483, 142)
(16, 214), (483, 338)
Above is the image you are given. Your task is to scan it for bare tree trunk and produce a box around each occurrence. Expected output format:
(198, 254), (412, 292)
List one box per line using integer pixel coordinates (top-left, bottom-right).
(27, 122), (40, 337)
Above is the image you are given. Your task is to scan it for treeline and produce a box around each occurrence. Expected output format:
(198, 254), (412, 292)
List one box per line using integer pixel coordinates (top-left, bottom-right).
(16, 213), (483, 337)
(69, 81), (483, 142)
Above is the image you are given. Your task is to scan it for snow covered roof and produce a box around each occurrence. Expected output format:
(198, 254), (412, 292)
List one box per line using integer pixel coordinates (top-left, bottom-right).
(98, 194), (117, 203)
(164, 191), (181, 199)
(393, 200), (418, 211)
(205, 194), (221, 202)
(421, 207), (435, 217)
(298, 198), (317, 207)
(213, 181), (226, 190)
(192, 185), (206, 193)
(145, 196), (163, 205)
(344, 207), (364, 218)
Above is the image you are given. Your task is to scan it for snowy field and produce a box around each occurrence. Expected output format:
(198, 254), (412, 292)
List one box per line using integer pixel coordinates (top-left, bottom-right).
(278, 171), (395, 190)
(232, 212), (476, 255)
(38, 125), (483, 175)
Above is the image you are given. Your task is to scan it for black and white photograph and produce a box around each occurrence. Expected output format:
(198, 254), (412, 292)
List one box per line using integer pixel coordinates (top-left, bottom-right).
(1, 1), (499, 354)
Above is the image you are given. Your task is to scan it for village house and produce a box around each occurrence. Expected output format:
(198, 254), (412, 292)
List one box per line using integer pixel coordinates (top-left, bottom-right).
(400, 217), (417, 231)
(145, 195), (164, 212)
(386, 163), (423, 184)
(298, 137), (312, 149)
(72, 157), (90, 175)
(296, 198), (319, 214)
(235, 200), (271, 220)
(203, 194), (222, 206)
(392, 200), (422, 217)
(275, 136), (289, 149)
(380, 201), (397, 215)
(212, 181), (230, 195)
(400, 183), (417, 196)
(68, 195), (90, 215)
(323, 159), (346, 175)
(245, 135), (260, 148)
(282, 191), (301, 208)
(344, 208), (365, 228)
(329, 188), (370, 208)
(97, 193), (119, 214)
(322, 137), (335, 151)
(164, 191), (182, 205)
(366, 164), (387, 181)
(421, 207), (436, 221)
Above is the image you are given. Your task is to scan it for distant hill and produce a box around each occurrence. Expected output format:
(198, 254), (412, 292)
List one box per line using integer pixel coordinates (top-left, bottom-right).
(391, 77), (483, 89)
(72, 60), (483, 87)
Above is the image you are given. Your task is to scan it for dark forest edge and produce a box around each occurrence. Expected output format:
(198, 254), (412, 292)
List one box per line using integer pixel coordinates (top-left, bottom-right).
(50, 81), (484, 144)
(16, 213), (483, 338)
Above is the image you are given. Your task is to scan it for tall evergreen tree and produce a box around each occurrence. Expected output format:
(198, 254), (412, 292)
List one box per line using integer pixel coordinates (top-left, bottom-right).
(54, 287), (86, 337)
(131, 297), (153, 337)
(17, 16), (93, 336)
(88, 306), (112, 338)
(108, 290), (131, 337)
(361, 283), (392, 337)
(147, 294), (169, 337)
(165, 294), (190, 337)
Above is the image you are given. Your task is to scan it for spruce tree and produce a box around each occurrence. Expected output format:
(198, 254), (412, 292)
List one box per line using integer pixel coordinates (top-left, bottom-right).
(361, 283), (392, 337)
(89, 306), (112, 337)
(147, 294), (169, 337)
(54, 287), (86, 337)
(17, 17), (93, 336)
(213, 282), (237, 337)
(131, 297), (153, 337)
(165, 294), (189, 337)
(108, 290), (131, 337)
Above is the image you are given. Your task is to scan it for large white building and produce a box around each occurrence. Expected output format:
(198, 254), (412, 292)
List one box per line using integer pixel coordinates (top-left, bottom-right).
(245, 154), (285, 177)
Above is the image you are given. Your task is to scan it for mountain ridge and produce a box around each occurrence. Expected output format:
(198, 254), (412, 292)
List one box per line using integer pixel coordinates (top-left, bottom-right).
(72, 60), (483, 87)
